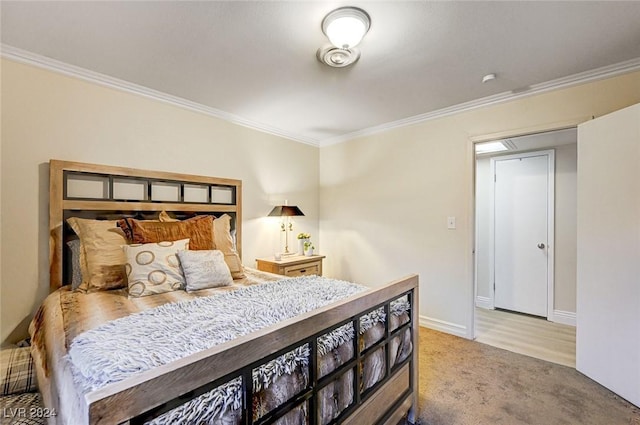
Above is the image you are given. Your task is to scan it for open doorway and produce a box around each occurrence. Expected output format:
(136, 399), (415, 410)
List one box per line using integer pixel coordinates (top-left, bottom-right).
(473, 128), (577, 367)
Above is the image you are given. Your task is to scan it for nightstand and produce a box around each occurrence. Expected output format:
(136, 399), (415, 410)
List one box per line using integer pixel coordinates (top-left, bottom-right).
(256, 255), (326, 277)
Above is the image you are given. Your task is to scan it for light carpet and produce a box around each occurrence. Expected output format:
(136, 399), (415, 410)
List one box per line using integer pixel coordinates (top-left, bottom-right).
(417, 327), (640, 425)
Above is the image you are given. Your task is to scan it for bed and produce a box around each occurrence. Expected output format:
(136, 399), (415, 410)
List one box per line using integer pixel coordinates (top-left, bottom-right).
(31, 159), (419, 425)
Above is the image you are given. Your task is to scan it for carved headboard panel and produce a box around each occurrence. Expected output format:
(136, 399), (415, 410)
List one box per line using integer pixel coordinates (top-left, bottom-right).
(49, 160), (242, 290)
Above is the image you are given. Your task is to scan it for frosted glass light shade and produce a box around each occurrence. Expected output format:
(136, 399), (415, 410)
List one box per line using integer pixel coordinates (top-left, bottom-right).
(322, 7), (370, 49)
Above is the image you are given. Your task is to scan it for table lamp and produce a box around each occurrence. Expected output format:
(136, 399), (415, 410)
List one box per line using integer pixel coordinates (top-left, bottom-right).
(268, 203), (305, 255)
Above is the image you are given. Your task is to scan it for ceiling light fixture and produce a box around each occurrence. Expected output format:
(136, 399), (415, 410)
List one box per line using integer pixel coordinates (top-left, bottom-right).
(475, 141), (508, 154)
(317, 7), (371, 68)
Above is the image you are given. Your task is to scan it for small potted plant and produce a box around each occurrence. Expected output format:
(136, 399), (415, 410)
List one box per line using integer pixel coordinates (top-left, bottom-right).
(304, 240), (315, 256)
(297, 232), (310, 255)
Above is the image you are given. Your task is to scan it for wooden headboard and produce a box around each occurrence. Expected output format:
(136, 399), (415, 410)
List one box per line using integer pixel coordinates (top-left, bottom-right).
(49, 160), (242, 290)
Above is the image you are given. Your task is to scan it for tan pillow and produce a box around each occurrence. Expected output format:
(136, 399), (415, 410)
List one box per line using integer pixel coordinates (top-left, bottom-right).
(123, 239), (189, 297)
(158, 210), (179, 222)
(66, 218), (128, 291)
(118, 215), (214, 250)
(157, 213), (244, 278)
(213, 214), (245, 279)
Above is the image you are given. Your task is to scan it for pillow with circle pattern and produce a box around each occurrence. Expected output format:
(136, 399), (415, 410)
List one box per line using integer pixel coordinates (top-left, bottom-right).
(122, 239), (189, 298)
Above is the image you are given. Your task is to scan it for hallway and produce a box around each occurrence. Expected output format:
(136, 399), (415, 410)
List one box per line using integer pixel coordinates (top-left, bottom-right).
(475, 307), (576, 367)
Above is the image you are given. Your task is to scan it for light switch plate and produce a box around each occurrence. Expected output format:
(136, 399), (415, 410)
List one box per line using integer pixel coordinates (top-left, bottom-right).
(447, 216), (456, 229)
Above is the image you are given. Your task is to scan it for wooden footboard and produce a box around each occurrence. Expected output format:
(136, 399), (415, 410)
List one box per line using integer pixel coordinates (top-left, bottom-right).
(85, 274), (419, 425)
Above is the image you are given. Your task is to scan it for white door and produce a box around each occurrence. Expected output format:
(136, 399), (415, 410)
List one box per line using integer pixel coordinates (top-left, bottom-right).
(576, 104), (640, 407)
(493, 151), (554, 317)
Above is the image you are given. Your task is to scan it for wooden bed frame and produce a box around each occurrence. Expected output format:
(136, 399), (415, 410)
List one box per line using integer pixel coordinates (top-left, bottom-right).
(49, 159), (419, 425)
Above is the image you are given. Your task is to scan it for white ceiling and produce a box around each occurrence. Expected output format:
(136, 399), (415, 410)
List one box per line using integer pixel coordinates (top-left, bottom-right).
(2, 1), (640, 146)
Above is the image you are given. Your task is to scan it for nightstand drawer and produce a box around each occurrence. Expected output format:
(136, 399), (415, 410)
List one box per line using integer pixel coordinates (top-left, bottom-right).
(284, 261), (320, 277)
(256, 255), (325, 277)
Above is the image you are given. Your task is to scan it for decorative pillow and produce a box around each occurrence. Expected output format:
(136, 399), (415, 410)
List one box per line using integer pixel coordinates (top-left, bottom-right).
(0, 347), (37, 395)
(158, 210), (179, 222)
(230, 229), (237, 250)
(118, 215), (214, 250)
(123, 239), (189, 298)
(0, 392), (44, 422)
(66, 239), (83, 290)
(176, 250), (233, 292)
(66, 218), (128, 291)
(213, 214), (245, 279)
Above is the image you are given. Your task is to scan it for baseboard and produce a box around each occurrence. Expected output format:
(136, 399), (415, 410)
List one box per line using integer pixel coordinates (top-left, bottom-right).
(475, 296), (493, 310)
(553, 309), (576, 327)
(419, 315), (468, 338)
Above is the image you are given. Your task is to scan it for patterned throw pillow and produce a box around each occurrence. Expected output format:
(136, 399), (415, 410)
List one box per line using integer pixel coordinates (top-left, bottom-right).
(1, 347), (37, 396)
(123, 239), (189, 298)
(0, 392), (44, 424)
(66, 239), (83, 290)
(177, 250), (233, 292)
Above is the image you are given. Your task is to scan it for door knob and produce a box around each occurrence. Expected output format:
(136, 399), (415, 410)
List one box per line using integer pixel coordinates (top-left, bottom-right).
(537, 243), (546, 249)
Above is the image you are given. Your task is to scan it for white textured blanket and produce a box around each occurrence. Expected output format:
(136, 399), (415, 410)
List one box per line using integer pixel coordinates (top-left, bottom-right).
(67, 276), (409, 423)
(68, 276), (367, 392)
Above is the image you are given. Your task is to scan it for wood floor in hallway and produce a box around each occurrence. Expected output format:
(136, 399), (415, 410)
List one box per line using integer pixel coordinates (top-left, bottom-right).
(474, 307), (576, 367)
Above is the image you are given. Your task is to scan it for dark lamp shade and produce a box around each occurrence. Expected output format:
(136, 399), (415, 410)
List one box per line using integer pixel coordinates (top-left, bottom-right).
(268, 205), (305, 217)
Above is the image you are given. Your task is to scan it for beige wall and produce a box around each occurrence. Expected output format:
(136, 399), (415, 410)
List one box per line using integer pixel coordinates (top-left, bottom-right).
(319, 71), (640, 338)
(554, 143), (578, 313)
(2, 58), (639, 344)
(0, 59), (320, 343)
(475, 143), (577, 315)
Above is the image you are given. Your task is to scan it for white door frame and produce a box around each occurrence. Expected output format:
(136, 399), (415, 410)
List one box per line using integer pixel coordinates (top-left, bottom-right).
(488, 150), (555, 320)
(468, 120), (585, 340)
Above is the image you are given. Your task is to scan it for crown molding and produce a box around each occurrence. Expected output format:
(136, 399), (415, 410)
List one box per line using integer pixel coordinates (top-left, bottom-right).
(319, 57), (640, 147)
(3, 44), (638, 149)
(1, 44), (321, 147)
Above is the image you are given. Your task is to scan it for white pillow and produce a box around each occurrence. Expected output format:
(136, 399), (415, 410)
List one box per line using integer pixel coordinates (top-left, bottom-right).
(123, 239), (189, 297)
(176, 249), (233, 292)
